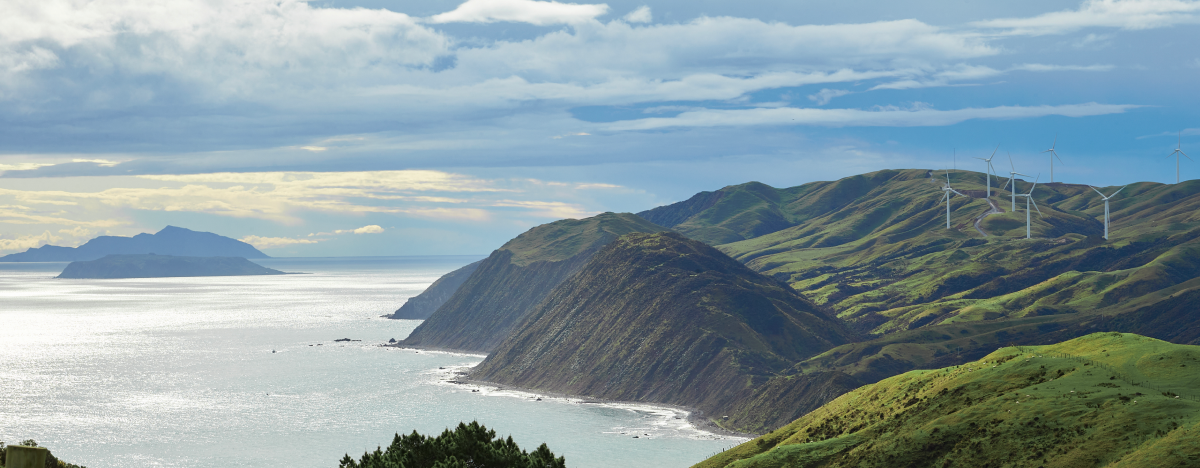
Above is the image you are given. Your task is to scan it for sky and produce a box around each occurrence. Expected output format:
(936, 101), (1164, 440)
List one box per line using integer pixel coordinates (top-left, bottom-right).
(1, 0), (1198, 256)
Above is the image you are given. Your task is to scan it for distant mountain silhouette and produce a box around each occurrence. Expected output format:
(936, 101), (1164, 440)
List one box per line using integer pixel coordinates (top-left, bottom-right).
(57, 254), (284, 279)
(0, 226), (268, 262)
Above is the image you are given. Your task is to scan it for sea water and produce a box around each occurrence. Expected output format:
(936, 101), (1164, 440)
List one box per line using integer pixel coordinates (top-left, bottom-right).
(0, 257), (745, 468)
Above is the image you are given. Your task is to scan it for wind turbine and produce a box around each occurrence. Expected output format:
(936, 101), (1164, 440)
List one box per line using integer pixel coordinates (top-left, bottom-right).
(1166, 131), (1191, 184)
(1000, 152), (1033, 212)
(974, 145), (999, 198)
(1043, 135), (1065, 183)
(940, 170), (966, 229)
(1089, 185), (1127, 240)
(1016, 174), (1042, 239)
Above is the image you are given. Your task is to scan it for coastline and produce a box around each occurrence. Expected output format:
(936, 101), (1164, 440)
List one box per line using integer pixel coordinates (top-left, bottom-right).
(457, 377), (757, 440)
(386, 343), (757, 440)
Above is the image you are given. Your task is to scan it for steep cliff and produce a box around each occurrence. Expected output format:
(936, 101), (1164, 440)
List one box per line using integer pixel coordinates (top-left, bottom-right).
(399, 212), (666, 352)
(388, 260), (483, 320)
(472, 232), (857, 432)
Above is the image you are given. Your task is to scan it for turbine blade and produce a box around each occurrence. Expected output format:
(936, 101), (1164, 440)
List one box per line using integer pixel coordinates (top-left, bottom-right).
(1052, 134), (1057, 149)
(1111, 185), (1128, 197)
(1055, 151), (1065, 164)
(1031, 198), (1043, 217)
(1009, 152), (1015, 171)
(990, 145), (999, 160)
(1182, 150), (1193, 161)
(1089, 186), (1105, 197)
(1001, 178), (1012, 190)
(1028, 174), (1041, 194)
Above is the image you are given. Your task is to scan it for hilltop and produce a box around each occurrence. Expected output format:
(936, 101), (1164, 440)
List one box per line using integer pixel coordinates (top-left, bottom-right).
(696, 332), (1200, 468)
(57, 254), (285, 279)
(399, 212), (667, 352)
(640, 171), (1200, 339)
(1, 226), (268, 262)
(472, 232), (856, 430)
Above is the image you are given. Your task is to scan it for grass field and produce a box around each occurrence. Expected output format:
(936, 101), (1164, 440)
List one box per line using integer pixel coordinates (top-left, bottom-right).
(695, 332), (1200, 468)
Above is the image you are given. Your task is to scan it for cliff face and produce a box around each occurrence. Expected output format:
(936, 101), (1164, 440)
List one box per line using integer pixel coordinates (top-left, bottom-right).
(57, 254), (284, 279)
(388, 260), (483, 320)
(471, 232), (857, 431)
(2, 226), (268, 262)
(399, 213), (667, 353)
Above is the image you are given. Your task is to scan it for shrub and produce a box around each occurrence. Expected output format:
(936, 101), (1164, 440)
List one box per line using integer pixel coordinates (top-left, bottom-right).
(337, 421), (566, 468)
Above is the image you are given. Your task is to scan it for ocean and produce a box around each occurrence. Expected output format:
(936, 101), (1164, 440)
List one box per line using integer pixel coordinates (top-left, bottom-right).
(0, 256), (744, 467)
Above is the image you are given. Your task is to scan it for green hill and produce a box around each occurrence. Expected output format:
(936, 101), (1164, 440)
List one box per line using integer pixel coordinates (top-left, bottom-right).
(639, 171), (1200, 339)
(695, 332), (1200, 468)
(472, 232), (857, 432)
(399, 212), (667, 352)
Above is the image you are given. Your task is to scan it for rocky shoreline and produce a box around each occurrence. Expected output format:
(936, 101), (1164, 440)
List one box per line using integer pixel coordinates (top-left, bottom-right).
(384, 343), (757, 440)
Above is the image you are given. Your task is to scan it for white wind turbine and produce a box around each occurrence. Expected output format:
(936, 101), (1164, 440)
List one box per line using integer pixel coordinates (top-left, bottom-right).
(974, 145), (999, 198)
(1001, 153), (1033, 212)
(1089, 185), (1127, 240)
(1043, 135), (1065, 183)
(1016, 174), (1042, 239)
(940, 170), (966, 229)
(1166, 131), (1191, 184)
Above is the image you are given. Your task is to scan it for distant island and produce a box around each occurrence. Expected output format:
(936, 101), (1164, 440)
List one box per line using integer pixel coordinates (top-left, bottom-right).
(1, 226), (268, 262)
(57, 254), (286, 279)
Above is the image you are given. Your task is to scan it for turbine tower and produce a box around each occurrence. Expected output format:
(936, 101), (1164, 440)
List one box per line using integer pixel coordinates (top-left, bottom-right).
(1001, 152), (1032, 212)
(974, 145), (999, 198)
(940, 170), (966, 229)
(1089, 185), (1127, 240)
(1042, 135), (1064, 183)
(1016, 174), (1042, 239)
(1166, 131), (1191, 184)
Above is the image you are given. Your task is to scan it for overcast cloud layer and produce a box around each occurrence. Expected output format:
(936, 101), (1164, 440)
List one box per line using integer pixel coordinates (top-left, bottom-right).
(0, 0), (1197, 256)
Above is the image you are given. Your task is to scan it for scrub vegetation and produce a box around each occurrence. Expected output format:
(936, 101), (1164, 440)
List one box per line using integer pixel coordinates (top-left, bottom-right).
(336, 421), (565, 468)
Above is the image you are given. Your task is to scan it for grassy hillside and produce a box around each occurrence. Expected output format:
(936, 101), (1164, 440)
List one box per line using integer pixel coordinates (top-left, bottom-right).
(472, 232), (857, 432)
(640, 171), (1200, 338)
(399, 212), (667, 352)
(696, 332), (1200, 468)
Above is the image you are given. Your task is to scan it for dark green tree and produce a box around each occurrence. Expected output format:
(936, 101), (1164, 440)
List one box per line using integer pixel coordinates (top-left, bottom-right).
(338, 421), (566, 468)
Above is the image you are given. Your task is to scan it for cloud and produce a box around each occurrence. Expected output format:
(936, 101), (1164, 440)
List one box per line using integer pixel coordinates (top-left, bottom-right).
(808, 89), (852, 106)
(71, 158), (121, 167)
(239, 235), (321, 250)
(1136, 128), (1200, 139)
(0, 162), (54, 173)
(605, 103), (1142, 130)
(551, 132), (591, 139)
(972, 0), (1200, 36)
(623, 6), (651, 23)
(488, 200), (593, 218)
(340, 225), (384, 234)
(428, 0), (610, 25)
(0, 231), (62, 253)
(243, 224), (382, 249)
(575, 183), (622, 189)
(870, 63), (1114, 90)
